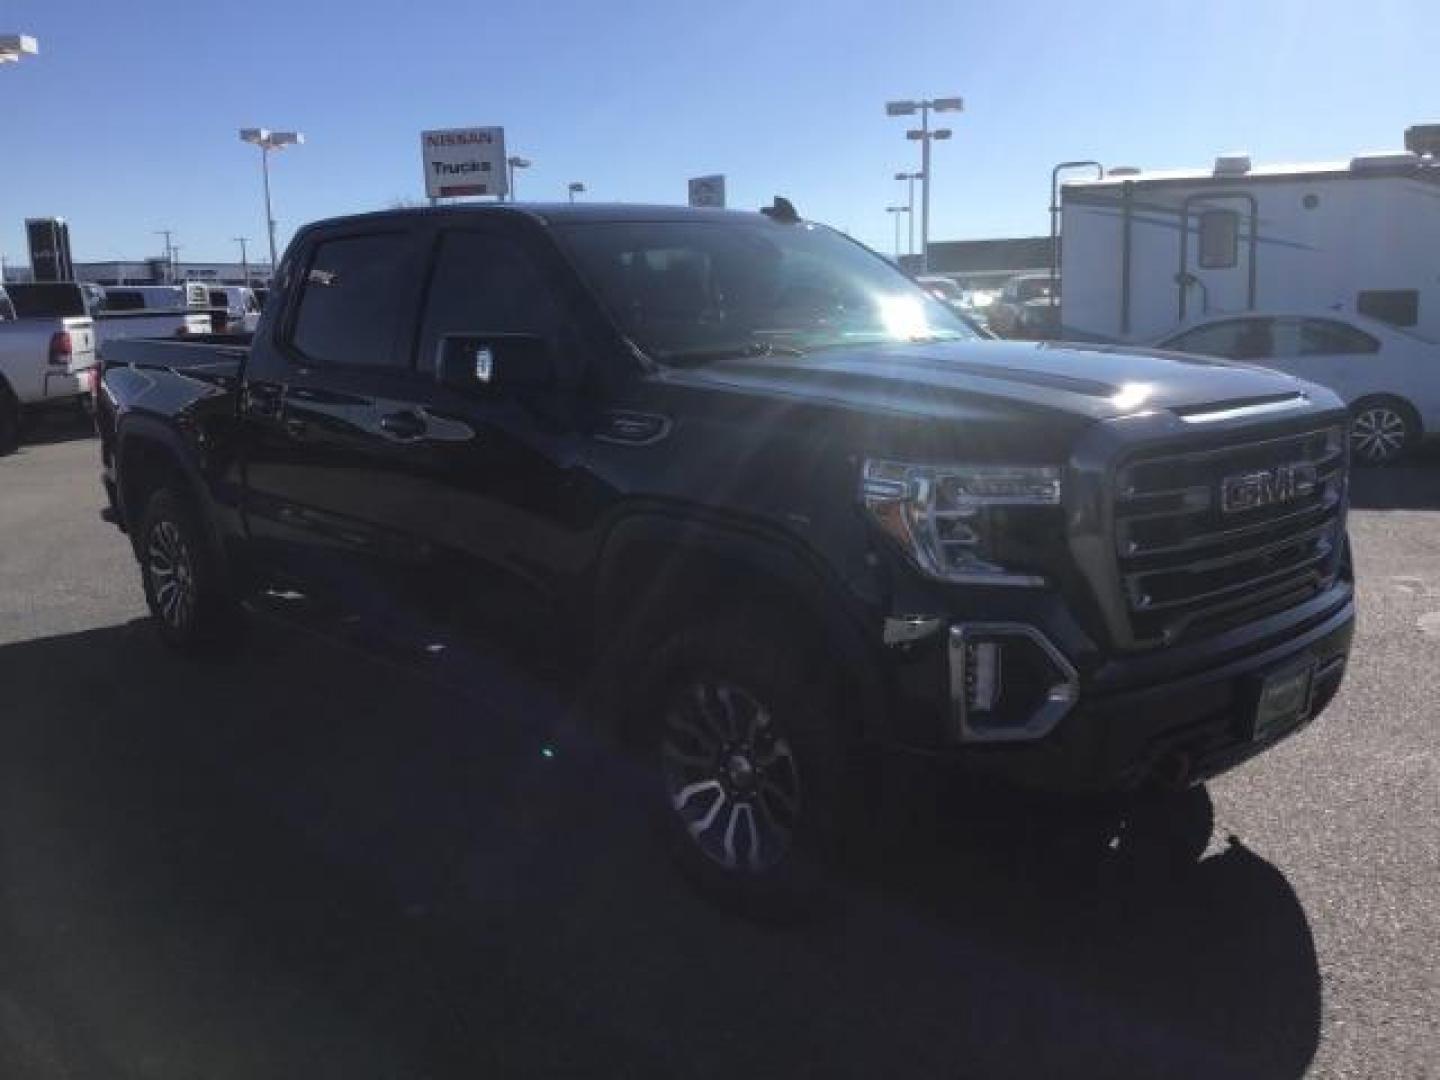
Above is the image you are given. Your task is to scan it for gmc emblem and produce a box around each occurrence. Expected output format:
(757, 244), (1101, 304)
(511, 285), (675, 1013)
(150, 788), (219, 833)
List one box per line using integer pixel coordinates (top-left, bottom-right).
(1220, 464), (1317, 514)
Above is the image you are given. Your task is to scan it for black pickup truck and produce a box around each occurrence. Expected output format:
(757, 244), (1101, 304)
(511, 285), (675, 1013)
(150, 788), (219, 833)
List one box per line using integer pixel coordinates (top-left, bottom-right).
(96, 202), (1355, 910)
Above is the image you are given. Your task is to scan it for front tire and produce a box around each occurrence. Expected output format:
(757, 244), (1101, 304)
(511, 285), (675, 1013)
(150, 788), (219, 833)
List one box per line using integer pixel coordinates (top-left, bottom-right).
(641, 611), (847, 918)
(137, 488), (240, 654)
(1349, 397), (1418, 466)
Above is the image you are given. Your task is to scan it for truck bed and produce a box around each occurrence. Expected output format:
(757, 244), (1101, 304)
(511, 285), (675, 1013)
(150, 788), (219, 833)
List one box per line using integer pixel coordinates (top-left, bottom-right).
(101, 333), (251, 375)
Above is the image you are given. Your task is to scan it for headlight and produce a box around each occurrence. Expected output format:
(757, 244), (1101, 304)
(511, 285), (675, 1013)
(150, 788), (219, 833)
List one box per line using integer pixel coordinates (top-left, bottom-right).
(860, 459), (1061, 585)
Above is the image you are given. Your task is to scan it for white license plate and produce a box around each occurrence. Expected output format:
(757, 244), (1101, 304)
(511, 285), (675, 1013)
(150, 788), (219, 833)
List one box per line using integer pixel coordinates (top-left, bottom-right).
(1254, 659), (1315, 741)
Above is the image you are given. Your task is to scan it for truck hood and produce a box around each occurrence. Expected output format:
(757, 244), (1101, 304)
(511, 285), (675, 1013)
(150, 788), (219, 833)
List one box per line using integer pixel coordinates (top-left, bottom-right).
(660, 339), (1314, 426)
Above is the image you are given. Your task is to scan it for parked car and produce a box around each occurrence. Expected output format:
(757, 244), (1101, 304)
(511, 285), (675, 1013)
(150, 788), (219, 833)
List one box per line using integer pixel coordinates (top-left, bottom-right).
(96, 203), (1355, 914)
(915, 274), (964, 304)
(988, 273), (1061, 339)
(1156, 311), (1440, 464)
(0, 286), (96, 452)
(914, 276), (995, 338)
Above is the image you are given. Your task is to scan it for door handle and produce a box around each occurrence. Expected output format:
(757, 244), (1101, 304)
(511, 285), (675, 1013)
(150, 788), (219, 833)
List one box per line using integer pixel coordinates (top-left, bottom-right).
(378, 410), (427, 440)
(284, 417), (308, 437)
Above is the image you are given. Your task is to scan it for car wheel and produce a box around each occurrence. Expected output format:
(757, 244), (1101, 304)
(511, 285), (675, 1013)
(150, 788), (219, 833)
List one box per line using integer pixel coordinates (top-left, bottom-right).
(642, 611), (846, 919)
(1349, 398), (1418, 466)
(138, 488), (240, 654)
(0, 382), (20, 455)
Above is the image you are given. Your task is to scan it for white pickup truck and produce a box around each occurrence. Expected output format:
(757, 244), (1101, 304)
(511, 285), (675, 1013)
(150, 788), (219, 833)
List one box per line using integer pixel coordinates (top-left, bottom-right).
(93, 285), (214, 349)
(6, 281), (212, 372)
(0, 285), (97, 453)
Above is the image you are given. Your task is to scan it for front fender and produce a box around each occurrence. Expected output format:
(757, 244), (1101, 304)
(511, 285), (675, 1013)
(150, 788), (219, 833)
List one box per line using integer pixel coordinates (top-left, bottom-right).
(591, 504), (888, 743)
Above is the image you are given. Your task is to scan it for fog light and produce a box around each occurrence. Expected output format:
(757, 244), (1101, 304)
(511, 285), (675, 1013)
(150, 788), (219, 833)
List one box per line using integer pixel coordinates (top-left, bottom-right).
(949, 624), (1078, 743)
(964, 641), (1002, 711)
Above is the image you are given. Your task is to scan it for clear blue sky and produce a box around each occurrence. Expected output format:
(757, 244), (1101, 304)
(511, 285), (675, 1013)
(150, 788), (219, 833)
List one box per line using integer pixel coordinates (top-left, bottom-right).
(1, 0), (1435, 266)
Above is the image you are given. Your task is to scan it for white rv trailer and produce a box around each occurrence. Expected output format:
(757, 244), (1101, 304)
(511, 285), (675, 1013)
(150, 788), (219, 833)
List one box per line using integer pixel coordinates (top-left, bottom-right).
(1059, 145), (1440, 344)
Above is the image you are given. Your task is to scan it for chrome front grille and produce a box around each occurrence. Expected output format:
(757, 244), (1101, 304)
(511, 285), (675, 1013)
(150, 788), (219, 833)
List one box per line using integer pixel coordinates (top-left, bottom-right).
(1113, 426), (1346, 645)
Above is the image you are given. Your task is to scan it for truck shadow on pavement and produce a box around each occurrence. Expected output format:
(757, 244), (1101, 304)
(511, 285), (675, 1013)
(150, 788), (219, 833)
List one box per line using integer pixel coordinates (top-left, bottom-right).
(1348, 447), (1440, 510)
(15, 407), (96, 450)
(0, 615), (1320, 1080)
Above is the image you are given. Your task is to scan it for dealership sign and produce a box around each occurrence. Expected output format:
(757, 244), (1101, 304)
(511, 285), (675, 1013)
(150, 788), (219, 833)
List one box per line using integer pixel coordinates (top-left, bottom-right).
(422, 126), (507, 199)
(688, 175), (726, 208)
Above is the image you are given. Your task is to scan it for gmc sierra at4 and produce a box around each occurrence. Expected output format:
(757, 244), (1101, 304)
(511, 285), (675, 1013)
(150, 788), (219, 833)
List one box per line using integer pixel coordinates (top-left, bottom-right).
(95, 202), (1355, 911)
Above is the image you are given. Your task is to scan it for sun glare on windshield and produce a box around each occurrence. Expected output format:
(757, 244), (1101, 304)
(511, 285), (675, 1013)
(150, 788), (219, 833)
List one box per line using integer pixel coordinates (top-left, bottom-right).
(876, 293), (930, 339)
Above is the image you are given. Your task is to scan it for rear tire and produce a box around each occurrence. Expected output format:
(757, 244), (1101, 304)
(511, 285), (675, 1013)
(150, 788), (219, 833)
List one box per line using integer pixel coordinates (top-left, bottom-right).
(638, 609), (848, 920)
(137, 488), (241, 654)
(0, 383), (20, 455)
(1349, 396), (1418, 466)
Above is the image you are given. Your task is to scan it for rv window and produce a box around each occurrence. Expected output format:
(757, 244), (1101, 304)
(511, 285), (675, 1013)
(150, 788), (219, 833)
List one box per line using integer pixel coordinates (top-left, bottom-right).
(1356, 289), (1419, 328)
(1197, 210), (1239, 269)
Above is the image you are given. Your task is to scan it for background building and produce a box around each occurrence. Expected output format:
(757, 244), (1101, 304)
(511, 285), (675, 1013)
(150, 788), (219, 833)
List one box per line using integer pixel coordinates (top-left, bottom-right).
(2, 259), (272, 286)
(916, 236), (1053, 289)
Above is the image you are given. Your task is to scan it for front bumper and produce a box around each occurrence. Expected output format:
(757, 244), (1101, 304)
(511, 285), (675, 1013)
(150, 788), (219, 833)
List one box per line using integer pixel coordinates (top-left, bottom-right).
(878, 582), (1355, 793)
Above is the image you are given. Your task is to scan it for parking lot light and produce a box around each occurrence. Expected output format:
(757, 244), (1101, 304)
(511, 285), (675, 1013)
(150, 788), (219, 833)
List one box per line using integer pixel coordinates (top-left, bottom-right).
(895, 171), (923, 255)
(240, 128), (305, 270)
(0, 34), (38, 64)
(886, 94), (964, 271)
(507, 156), (532, 202)
(886, 205), (910, 258)
(568, 181), (585, 203)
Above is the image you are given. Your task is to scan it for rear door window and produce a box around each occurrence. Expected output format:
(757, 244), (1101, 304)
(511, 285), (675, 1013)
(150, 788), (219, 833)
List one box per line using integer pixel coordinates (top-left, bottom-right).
(1297, 318), (1380, 356)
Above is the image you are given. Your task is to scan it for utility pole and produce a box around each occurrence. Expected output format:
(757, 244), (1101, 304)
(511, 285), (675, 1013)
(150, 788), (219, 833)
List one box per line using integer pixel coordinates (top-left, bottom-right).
(155, 230), (176, 283)
(233, 236), (251, 285)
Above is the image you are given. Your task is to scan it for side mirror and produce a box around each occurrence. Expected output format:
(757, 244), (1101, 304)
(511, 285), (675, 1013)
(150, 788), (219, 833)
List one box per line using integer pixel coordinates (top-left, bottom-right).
(436, 333), (556, 393)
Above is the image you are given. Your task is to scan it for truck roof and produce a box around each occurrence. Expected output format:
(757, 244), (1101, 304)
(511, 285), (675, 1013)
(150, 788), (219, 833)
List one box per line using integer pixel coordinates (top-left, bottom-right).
(299, 202), (784, 234)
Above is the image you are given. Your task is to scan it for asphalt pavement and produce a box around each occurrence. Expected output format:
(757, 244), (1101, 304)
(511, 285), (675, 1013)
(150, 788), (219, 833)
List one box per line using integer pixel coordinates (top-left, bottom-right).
(0, 417), (1435, 1079)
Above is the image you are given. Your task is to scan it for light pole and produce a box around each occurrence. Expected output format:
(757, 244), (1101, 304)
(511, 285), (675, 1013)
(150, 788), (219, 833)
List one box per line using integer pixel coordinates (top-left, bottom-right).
(506, 156), (531, 202)
(885, 96), (963, 272)
(233, 237), (251, 285)
(894, 171), (922, 256)
(0, 34), (38, 64)
(885, 206), (910, 259)
(240, 128), (305, 270)
(567, 181), (585, 203)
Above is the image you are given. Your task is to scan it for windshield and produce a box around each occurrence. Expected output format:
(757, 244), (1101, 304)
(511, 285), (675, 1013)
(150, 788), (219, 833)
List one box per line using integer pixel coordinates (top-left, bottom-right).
(6, 283), (86, 318)
(556, 219), (978, 361)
